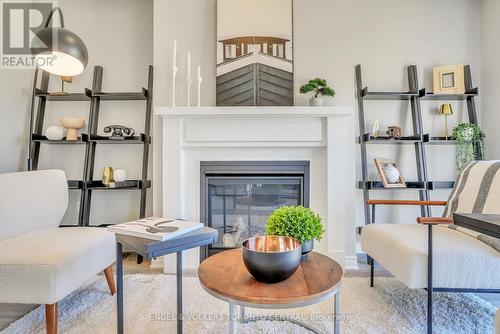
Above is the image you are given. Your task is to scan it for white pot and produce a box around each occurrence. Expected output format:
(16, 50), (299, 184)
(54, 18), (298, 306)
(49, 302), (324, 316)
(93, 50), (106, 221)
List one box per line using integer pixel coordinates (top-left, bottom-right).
(309, 97), (323, 106)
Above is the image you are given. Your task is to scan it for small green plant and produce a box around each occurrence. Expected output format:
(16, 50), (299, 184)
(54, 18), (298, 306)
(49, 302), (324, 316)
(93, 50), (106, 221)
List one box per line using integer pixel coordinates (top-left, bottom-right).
(451, 123), (485, 171)
(265, 206), (324, 244)
(299, 78), (335, 98)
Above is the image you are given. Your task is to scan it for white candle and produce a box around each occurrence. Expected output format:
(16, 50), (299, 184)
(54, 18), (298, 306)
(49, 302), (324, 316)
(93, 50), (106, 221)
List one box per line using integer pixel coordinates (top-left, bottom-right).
(172, 40), (177, 107)
(187, 52), (191, 79)
(197, 65), (203, 107)
(173, 40), (177, 68)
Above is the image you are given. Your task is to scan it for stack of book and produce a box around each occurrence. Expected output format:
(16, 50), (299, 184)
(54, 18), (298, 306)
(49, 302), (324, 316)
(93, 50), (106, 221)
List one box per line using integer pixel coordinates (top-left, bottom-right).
(107, 217), (203, 241)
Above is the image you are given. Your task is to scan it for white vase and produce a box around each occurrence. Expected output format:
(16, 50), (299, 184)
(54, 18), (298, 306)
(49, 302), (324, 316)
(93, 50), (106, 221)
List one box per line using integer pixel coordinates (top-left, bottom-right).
(309, 97), (323, 106)
(383, 165), (401, 183)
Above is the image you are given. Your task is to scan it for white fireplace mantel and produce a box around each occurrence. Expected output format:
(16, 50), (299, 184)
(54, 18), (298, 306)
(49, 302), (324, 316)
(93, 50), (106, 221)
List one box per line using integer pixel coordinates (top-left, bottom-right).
(155, 106), (358, 271)
(155, 106), (353, 117)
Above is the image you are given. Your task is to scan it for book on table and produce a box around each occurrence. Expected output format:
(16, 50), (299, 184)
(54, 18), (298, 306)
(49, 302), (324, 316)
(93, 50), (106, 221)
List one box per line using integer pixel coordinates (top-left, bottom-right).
(107, 217), (203, 241)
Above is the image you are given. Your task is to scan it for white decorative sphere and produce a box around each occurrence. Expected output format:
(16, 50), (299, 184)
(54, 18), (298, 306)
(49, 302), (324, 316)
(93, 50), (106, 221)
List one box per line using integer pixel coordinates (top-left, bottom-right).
(383, 165), (400, 183)
(45, 125), (64, 140)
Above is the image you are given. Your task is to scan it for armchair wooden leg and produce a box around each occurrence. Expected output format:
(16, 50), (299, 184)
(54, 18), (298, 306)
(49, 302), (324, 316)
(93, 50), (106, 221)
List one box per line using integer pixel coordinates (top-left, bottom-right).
(104, 266), (117, 295)
(45, 303), (58, 334)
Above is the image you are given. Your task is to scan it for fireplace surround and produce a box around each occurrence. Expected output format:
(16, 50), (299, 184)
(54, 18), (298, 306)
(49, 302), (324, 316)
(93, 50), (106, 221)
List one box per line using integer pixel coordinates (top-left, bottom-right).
(155, 106), (357, 272)
(200, 161), (310, 259)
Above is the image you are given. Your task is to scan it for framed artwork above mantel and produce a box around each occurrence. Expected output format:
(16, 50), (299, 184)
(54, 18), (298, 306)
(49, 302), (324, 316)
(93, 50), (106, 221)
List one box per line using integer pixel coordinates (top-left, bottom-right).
(216, 0), (294, 106)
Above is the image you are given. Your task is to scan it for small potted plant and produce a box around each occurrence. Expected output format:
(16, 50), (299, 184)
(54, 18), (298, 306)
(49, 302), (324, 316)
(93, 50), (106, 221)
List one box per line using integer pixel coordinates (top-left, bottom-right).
(299, 78), (335, 106)
(265, 205), (324, 258)
(452, 123), (486, 171)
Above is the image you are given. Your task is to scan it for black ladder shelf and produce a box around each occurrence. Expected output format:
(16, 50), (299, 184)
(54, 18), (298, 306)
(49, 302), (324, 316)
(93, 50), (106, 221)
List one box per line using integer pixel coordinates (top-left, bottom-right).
(28, 65), (153, 227)
(355, 64), (480, 226)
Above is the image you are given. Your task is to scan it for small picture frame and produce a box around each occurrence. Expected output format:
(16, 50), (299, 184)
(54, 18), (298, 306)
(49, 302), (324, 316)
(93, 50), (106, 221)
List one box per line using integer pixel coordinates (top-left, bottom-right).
(374, 159), (406, 188)
(432, 64), (465, 94)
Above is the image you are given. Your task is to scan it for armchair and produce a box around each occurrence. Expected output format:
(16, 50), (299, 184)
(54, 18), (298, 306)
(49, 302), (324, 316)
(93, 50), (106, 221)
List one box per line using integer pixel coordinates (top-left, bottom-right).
(0, 170), (117, 334)
(361, 161), (500, 334)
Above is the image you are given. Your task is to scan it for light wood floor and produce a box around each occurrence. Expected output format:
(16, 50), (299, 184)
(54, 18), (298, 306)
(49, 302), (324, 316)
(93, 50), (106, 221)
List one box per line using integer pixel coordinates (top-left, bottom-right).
(1, 254), (498, 331)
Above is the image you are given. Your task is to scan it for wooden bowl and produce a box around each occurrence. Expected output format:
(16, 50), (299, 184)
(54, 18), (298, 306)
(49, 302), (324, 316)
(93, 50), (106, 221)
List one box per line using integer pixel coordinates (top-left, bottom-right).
(242, 235), (301, 283)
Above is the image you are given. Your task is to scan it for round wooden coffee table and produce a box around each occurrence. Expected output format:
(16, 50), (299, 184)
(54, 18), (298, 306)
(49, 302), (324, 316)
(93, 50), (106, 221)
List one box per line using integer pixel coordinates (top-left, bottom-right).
(198, 248), (343, 334)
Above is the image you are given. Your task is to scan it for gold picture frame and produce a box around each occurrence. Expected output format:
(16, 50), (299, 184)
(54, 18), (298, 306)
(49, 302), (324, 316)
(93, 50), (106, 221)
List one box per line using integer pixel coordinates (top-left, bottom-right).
(374, 159), (406, 188)
(432, 64), (465, 94)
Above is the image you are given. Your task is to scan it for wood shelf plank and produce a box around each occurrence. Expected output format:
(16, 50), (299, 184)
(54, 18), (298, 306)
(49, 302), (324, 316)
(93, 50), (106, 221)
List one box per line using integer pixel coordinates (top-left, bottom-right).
(358, 133), (426, 144)
(86, 180), (151, 190)
(90, 88), (149, 101)
(35, 89), (90, 101)
(422, 88), (478, 101)
(83, 133), (150, 144)
(31, 134), (85, 144)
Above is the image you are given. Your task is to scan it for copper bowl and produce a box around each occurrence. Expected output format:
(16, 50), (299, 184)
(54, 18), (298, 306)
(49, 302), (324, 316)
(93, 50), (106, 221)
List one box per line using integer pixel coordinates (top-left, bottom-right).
(242, 236), (302, 283)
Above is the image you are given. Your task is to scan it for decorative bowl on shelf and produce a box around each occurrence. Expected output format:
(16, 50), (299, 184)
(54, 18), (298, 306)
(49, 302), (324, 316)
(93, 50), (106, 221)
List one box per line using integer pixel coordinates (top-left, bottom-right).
(59, 117), (85, 141)
(242, 235), (301, 283)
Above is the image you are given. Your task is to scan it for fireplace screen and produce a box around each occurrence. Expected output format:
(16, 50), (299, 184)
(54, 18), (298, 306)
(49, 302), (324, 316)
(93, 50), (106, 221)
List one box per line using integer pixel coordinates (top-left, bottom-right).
(200, 161), (309, 259)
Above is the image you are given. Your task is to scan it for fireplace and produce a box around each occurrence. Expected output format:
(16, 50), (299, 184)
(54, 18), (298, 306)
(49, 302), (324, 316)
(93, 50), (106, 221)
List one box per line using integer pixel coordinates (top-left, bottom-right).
(200, 161), (310, 259)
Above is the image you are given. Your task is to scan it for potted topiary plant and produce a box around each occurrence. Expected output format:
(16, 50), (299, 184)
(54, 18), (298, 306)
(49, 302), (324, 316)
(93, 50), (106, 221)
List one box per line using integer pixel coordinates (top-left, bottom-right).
(265, 205), (324, 258)
(451, 123), (486, 171)
(299, 78), (335, 106)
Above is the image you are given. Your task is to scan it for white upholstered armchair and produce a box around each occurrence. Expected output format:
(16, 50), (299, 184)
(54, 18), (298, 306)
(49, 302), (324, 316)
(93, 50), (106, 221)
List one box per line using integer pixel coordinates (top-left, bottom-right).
(0, 170), (117, 334)
(361, 160), (500, 333)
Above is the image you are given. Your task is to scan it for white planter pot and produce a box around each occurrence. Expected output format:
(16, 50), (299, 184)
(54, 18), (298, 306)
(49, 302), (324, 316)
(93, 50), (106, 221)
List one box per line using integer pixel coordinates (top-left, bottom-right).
(309, 97), (323, 106)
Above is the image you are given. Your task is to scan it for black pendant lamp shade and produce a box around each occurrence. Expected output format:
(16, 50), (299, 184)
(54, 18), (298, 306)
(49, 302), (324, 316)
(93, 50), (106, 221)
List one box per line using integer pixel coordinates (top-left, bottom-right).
(31, 7), (88, 76)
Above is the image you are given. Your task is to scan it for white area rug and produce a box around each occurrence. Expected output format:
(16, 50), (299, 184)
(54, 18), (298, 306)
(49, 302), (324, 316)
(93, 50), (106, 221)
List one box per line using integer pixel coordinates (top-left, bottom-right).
(1, 274), (495, 334)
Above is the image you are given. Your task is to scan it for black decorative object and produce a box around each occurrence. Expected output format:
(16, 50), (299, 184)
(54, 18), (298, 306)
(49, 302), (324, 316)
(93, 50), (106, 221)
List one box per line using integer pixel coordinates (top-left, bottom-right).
(355, 64), (481, 227)
(31, 7), (88, 76)
(28, 65), (153, 230)
(242, 236), (301, 283)
(104, 125), (135, 140)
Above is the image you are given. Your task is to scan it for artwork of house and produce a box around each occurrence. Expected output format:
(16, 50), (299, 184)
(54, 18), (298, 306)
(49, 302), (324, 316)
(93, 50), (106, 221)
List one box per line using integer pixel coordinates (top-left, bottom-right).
(216, 0), (293, 106)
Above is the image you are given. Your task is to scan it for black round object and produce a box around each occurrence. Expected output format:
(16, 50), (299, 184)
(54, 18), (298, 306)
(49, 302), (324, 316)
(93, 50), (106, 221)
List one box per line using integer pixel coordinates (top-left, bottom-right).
(242, 236), (302, 283)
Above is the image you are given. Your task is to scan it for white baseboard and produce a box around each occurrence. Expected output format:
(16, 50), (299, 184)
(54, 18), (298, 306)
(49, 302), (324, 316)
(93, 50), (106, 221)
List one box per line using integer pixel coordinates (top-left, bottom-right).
(149, 257), (164, 270)
(328, 250), (359, 271)
(344, 255), (359, 271)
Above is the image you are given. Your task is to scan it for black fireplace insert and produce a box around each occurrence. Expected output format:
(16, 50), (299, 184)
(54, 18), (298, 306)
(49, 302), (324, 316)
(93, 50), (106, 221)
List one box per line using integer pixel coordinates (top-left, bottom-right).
(200, 161), (310, 260)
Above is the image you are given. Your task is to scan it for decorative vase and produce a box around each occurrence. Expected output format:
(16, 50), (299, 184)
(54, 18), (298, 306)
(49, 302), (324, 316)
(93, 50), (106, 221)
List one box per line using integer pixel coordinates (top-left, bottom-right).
(45, 125), (64, 140)
(59, 117), (85, 141)
(301, 239), (314, 259)
(383, 165), (400, 184)
(309, 97), (323, 106)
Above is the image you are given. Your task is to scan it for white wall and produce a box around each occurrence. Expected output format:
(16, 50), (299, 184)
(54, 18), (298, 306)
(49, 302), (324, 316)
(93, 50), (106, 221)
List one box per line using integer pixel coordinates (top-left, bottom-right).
(153, 0), (483, 232)
(0, 0), (153, 225)
(353, 0), (482, 226)
(481, 0), (500, 159)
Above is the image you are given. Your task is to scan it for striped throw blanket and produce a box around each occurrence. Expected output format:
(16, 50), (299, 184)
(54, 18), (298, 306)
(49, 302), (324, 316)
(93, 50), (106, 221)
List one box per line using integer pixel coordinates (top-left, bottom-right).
(443, 160), (500, 252)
